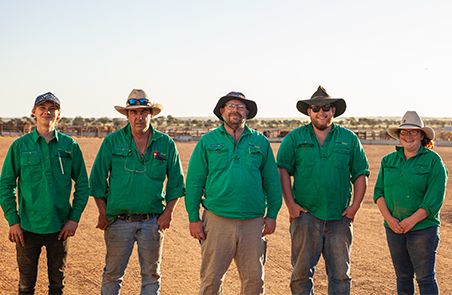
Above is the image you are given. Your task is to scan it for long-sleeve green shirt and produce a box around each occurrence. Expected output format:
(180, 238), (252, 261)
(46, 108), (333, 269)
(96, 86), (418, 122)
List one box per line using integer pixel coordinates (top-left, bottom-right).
(185, 124), (282, 222)
(89, 124), (185, 222)
(277, 123), (370, 221)
(373, 145), (448, 231)
(0, 129), (89, 234)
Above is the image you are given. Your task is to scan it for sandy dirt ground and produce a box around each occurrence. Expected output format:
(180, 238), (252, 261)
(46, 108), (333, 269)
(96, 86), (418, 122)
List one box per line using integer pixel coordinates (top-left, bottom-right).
(0, 136), (451, 295)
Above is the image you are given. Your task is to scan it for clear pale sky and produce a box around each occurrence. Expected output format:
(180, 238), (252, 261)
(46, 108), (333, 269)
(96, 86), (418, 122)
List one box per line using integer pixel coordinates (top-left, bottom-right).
(1, 0), (451, 120)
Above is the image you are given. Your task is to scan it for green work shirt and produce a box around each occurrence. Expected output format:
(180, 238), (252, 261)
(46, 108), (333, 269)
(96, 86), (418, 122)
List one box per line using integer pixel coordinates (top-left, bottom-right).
(89, 124), (185, 222)
(0, 129), (89, 234)
(373, 145), (448, 231)
(185, 124), (282, 222)
(277, 123), (370, 221)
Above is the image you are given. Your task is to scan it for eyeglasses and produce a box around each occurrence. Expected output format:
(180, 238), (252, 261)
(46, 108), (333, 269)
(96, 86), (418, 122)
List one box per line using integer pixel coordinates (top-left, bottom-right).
(399, 130), (420, 136)
(124, 150), (147, 173)
(225, 103), (247, 111)
(128, 98), (149, 106)
(309, 105), (332, 113)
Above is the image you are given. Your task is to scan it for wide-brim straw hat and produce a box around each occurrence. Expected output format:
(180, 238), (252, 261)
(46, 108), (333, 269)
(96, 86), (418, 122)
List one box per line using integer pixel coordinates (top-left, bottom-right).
(387, 111), (435, 140)
(296, 85), (346, 117)
(213, 91), (257, 121)
(115, 89), (164, 116)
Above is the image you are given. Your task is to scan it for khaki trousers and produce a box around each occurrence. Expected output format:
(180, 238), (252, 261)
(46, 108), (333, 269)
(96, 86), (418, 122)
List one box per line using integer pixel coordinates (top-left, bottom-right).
(199, 209), (267, 295)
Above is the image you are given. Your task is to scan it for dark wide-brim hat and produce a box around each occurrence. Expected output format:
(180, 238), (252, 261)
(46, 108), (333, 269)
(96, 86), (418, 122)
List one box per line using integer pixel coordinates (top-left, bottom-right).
(296, 86), (346, 117)
(213, 91), (257, 121)
(387, 111), (435, 140)
(115, 89), (163, 116)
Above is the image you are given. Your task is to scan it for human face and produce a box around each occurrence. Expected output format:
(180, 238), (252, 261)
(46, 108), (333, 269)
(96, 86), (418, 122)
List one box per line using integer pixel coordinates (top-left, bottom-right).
(220, 99), (249, 128)
(127, 108), (152, 134)
(308, 104), (335, 131)
(32, 101), (60, 129)
(399, 129), (423, 153)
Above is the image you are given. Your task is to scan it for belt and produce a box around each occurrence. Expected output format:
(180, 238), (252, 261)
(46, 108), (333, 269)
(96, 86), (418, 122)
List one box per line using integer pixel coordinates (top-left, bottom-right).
(117, 213), (159, 222)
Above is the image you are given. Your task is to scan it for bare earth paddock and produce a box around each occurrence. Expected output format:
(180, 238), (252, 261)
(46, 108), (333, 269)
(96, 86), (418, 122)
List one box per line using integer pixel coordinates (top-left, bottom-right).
(0, 137), (451, 294)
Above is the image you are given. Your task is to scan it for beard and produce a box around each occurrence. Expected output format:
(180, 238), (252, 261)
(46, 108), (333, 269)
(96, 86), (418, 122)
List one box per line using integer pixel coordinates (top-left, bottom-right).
(311, 116), (333, 131)
(223, 112), (246, 128)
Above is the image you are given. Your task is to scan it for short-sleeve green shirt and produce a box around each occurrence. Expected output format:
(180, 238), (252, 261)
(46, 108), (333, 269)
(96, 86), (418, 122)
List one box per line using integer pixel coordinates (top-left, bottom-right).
(89, 124), (185, 222)
(277, 123), (370, 221)
(373, 145), (448, 231)
(0, 129), (89, 234)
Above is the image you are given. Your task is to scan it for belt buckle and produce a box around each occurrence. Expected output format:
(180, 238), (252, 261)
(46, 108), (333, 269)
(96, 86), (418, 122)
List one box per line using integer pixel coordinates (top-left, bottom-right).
(143, 213), (149, 222)
(125, 214), (133, 222)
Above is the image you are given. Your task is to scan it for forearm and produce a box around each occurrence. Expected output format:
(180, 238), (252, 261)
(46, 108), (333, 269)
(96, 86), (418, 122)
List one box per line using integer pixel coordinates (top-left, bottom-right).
(376, 197), (396, 221)
(351, 175), (367, 209)
(164, 198), (179, 213)
(93, 197), (108, 215)
(279, 168), (296, 207)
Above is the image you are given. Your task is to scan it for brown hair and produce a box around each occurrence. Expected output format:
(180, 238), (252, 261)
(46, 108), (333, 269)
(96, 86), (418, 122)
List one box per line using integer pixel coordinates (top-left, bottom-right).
(420, 130), (434, 149)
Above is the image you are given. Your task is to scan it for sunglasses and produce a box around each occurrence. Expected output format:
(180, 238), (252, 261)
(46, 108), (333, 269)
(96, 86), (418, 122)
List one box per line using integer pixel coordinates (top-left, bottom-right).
(128, 98), (149, 106)
(399, 130), (420, 136)
(309, 105), (332, 113)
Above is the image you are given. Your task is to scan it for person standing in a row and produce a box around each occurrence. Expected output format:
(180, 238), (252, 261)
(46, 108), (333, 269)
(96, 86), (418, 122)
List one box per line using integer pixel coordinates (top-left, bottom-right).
(374, 111), (448, 295)
(185, 91), (282, 295)
(0, 92), (89, 295)
(277, 86), (370, 295)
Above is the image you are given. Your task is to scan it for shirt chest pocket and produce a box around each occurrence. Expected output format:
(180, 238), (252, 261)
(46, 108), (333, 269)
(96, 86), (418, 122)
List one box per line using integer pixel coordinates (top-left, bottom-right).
(332, 146), (351, 168)
(207, 145), (229, 171)
(246, 146), (263, 171)
(296, 142), (315, 167)
(53, 150), (73, 179)
(150, 157), (167, 180)
(383, 167), (399, 187)
(112, 149), (133, 174)
(20, 155), (41, 181)
(409, 165), (430, 191)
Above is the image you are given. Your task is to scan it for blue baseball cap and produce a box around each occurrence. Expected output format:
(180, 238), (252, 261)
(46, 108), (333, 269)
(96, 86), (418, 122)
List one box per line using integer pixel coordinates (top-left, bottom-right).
(34, 92), (61, 108)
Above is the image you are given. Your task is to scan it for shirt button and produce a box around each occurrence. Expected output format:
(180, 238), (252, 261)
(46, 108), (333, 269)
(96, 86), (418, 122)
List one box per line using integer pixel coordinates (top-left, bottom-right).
(47, 167), (50, 170)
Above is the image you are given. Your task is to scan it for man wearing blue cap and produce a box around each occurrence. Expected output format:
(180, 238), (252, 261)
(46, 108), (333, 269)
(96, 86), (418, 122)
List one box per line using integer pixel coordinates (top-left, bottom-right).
(0, 92), (89, 295)
(185, 91), (282, 294)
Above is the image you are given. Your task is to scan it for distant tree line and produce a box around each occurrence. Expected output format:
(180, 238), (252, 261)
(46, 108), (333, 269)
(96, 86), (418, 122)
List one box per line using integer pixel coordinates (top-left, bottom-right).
(0, 115), (451, 131)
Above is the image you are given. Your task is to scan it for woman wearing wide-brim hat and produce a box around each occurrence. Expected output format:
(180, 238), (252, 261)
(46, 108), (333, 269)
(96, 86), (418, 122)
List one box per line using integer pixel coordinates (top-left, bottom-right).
(373, 111), (448, 294)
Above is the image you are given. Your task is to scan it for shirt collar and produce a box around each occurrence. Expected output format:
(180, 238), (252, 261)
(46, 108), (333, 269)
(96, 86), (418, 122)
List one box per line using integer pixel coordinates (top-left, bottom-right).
(31, 127), (58, 143)
(220, 123), (252, 136)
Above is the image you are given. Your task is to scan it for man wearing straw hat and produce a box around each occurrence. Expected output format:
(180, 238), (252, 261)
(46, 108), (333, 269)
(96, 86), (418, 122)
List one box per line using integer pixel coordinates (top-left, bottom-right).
(277, 86), (370, 294)
(89, 89), (184, 294)
(0, 92), (89, 295)
(185, 91), (282, 294)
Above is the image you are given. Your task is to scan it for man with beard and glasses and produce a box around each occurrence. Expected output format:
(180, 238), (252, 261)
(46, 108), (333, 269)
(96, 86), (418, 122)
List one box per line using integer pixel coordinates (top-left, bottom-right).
(185, 91), (282, 295)
(277, 86), (370, 295)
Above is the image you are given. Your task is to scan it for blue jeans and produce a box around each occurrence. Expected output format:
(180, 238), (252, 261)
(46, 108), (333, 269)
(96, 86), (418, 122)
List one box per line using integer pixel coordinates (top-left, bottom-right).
(16, 231), (68, 295)
(101, 216), (164, 295)
(290, 212), (353, 295)
(385, 226), (440, 295)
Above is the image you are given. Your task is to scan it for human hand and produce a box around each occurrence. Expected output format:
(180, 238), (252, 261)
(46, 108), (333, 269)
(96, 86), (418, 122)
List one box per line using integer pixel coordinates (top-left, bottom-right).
(59, 220), (79, 240)
(399, 217), (417, 233)
(9, 223), (25, 246)
(96, 214), (110, 230)
(158, 209), (173, 231)
(288, 203), (306, 224)
(189, 221), (205, 240)
(387, 217), (404, 234)
(262, 217), (276, 236)
(342, 205), (360, 222)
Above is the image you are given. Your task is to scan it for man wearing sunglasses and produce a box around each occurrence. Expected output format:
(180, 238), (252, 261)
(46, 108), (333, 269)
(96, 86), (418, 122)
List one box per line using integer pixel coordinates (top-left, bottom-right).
(89, 89), (184, 294)
(185, 91), (282, 294)
(277, 86), (370, 294)
(0, 92), (89, 294)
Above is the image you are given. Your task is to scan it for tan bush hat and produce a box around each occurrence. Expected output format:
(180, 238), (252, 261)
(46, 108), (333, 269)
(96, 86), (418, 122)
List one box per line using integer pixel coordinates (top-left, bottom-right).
(115, 89), (164, 116)
(387, 111), (435, 140)
(296, 86), (346, 117)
